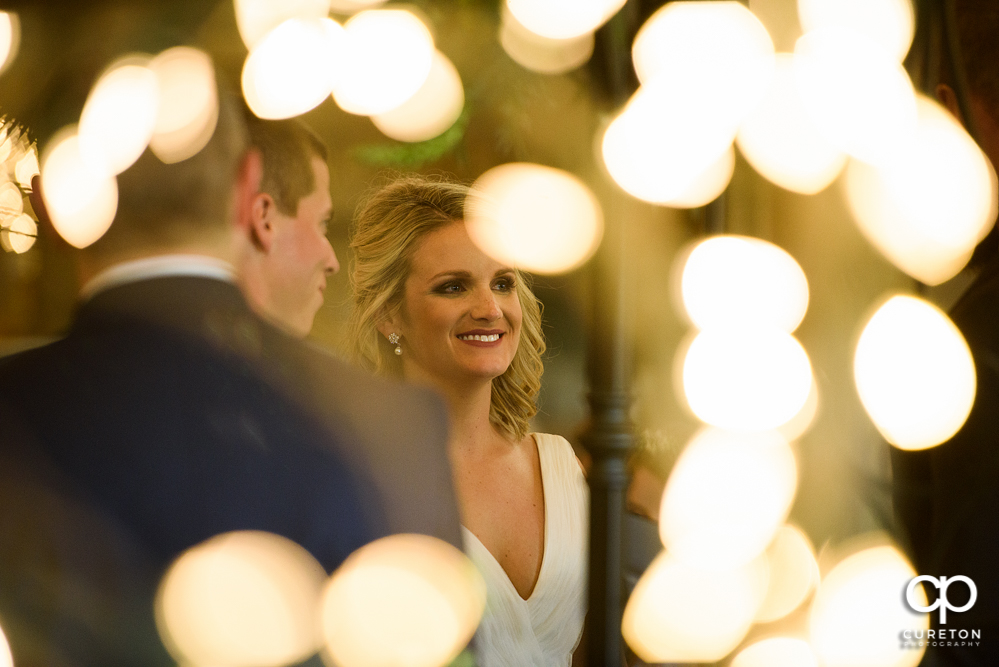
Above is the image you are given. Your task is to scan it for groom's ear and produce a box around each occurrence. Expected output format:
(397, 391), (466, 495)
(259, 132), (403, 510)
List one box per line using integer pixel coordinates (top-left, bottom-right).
(248, 191), (277, 253)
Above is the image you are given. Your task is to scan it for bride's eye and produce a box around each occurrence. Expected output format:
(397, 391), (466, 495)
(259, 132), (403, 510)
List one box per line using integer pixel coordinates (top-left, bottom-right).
(493, 276), (515, 292)
(434, 281), (465, 294)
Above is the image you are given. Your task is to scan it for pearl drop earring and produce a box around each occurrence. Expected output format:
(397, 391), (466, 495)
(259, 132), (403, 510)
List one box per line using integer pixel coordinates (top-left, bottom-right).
(388, 333), (402, 356)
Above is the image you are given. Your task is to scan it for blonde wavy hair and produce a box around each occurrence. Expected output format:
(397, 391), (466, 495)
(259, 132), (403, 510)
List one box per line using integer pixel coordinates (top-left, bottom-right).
(347, 174), (545, 442)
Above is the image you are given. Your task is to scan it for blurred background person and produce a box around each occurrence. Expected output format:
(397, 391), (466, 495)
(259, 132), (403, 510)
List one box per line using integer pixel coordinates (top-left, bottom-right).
(893, 2), (999, 666)
(348, 175), (587, 666)
(239, 116), (338, 338)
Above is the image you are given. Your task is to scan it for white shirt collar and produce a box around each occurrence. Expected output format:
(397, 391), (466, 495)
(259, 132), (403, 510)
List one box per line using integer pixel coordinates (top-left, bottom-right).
(81, 254), (237, 301)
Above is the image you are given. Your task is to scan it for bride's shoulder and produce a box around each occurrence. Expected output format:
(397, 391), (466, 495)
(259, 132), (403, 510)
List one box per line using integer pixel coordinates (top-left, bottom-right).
(530, 432), (587, 477)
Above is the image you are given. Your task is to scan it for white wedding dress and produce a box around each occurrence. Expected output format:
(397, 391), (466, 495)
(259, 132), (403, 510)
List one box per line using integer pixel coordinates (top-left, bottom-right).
(462, 433), (588, 667)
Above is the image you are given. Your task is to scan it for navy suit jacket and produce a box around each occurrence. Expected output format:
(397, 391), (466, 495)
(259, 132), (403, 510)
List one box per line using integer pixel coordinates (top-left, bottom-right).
(0, 276), (461, 666)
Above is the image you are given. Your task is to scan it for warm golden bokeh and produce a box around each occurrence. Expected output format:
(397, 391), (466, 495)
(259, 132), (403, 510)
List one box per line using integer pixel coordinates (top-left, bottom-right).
(78, 59), (160, 177)
(809, 543), (927, 667)
(737, 53), (846, 195)
(844, 96), (997, 285)
(371, 50), (464, 143)
(505, 0), (624, 41)
(633, 1), (775, 104)
(601, 83), (735, 206)
(149, 47), (219, 164)
(793, 27), (917, 166)
(0, 620), (12, 667)
(499, 7), (594, 75)
(797, 0), (915, 62)
(731, 637), (819, 667)
(755, 524), (819, 623)
(1, 213), (37, 254)
(0, 11), (18, 77)
(242, 18), (342, 120)
(13, 146), (37, 188)
(854, 295), (976, 451)
(40, 128), (118, 249)
(682, 328), (813, 432)
(679, 235), (810, 333)
(234, 0), (331, 51)
(659, 428), (797, 570)
(465, 162), (603, 274)
(622, 552), (769, 663)
(320, 534), (486, 667)
(156, 531), (327, 667)
(332, 9), (435, 116)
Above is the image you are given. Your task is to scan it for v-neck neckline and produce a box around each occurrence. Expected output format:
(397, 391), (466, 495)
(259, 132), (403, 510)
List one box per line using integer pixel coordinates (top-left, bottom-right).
(463, 433), (549, 602)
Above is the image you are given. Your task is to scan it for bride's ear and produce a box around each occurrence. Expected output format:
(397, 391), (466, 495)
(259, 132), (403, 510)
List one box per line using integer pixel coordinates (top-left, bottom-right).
(375, 307), (402, 340)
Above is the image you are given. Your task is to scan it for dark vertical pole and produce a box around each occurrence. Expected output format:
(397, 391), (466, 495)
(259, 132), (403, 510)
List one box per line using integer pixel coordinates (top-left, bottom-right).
(585, 3), (638, 665)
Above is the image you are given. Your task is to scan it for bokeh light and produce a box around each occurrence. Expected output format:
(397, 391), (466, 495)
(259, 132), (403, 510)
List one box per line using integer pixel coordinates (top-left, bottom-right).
(854, 295), (976, 451)
(660, 428), (798, 570)
(242, 18), (342, 120)
(755, 524), (819, 623)
(1, 213), (37, 254)
(0, 181), (22, 215)
(663, 145), (735, 209)
(732, 637), (818, 667)
(79, 59), (159, 177)
(844, 96), (996, 285)
(320, 534), (486, 667)
(499, 7), (594, 75)
(622, 551), (769, 663)
(156, 531), (327, 667)
(798, 0), (915, 62)
(333, 9), (435, 116)
(777, 378), (820, 442)
(329, 0), (388, 14)
(371, 50), (463, 142)
(505, 0), (625, 40)
(13, 145), (38, 187)
(0, 11), (19, 76)
(679, 235), (810, 333)
(737, 53), (847, 195)
(601, 83), (735, 206)
(0, 619), (12, 667)
(793, 27), (917, 165)
(632, 2), (775, 123)
(682, 328), (813, 432)
(809, 544), (927, 667)
(149, 47), (219, 164)
(465, 163), (603, 274)
(40, 128), (118, 249)
(234, 0), (331, 50)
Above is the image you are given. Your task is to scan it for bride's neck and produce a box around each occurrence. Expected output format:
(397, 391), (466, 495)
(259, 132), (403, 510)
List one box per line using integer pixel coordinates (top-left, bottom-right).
(443, 381), (498, 451)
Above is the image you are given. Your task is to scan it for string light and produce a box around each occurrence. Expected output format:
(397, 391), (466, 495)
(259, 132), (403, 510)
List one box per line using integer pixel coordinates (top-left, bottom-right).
(234, 0), (331, 51)
(465, 163), (603, 274)
(371, 51), (464, 143)
(660, 428), (798, 570)
(505, 0), (625, 41)
(854, 295), (976, 451)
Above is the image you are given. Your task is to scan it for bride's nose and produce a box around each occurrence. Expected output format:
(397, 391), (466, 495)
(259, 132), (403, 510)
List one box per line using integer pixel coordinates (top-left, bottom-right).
(470, 288), (502, 321)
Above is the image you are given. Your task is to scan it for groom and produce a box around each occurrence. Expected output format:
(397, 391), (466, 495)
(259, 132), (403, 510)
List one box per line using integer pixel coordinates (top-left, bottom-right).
(0, 95), (460, 665)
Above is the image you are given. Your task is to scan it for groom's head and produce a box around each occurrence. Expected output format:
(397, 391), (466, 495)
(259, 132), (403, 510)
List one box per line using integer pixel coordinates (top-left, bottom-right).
(239, 117), (338, 338)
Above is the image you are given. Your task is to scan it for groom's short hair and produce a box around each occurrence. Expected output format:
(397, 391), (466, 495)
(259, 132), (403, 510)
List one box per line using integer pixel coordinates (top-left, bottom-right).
(245, 116), (328, 216)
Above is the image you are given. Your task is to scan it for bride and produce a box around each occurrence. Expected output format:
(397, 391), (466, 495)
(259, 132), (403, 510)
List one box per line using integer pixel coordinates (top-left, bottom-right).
(347, 175), (587, 666)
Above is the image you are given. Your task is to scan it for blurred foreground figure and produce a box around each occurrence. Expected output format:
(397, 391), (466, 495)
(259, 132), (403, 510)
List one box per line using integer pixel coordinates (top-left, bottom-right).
(0, 96), (460, 666)
(892, 2), (999, 665)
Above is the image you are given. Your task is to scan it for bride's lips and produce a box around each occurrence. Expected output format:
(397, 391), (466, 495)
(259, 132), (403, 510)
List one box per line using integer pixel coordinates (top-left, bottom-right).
(456, 329), (505, 347)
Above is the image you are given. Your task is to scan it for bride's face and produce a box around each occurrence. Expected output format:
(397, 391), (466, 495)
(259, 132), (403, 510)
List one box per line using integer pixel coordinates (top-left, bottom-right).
(391, 221), (522, 388)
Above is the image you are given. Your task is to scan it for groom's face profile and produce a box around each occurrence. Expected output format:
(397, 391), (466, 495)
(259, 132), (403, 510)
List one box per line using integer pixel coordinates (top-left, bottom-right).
(257, 155), (337, 337)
